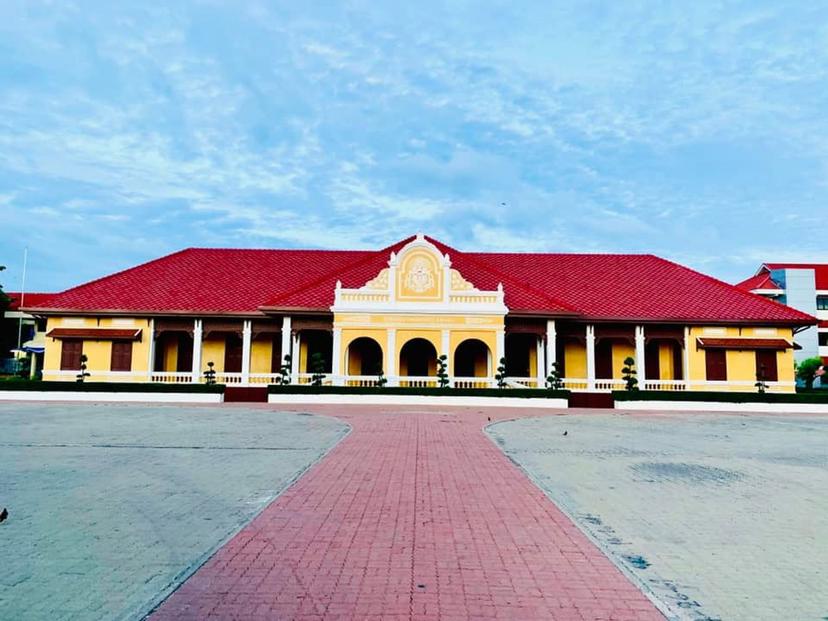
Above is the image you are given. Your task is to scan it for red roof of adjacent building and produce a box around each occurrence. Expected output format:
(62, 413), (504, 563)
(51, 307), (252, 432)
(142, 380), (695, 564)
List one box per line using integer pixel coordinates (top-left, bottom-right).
(22, 236), (816, 325)
(735, 272), (782, 292)
(762, 263), (828, 289)
(5, 292), (53, 311)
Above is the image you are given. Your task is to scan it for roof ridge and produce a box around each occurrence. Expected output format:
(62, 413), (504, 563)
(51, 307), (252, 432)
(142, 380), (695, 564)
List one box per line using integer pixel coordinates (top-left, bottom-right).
(263, 235), (417, 308)
(443, 243), (581, 314)
(652, 255), (815, 322)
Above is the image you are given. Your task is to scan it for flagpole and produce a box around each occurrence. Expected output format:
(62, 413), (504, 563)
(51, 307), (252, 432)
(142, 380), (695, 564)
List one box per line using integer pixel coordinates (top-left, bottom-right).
(16, 247), (28, 351)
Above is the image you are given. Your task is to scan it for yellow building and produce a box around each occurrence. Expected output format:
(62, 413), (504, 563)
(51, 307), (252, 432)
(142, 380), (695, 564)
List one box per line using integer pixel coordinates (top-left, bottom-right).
(25, 235), (816, 392)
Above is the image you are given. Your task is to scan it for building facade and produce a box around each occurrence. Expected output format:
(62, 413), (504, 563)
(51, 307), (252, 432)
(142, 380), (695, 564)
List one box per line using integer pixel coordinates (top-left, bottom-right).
(737, 263), (828, 364)
(25, 235), (816, 392)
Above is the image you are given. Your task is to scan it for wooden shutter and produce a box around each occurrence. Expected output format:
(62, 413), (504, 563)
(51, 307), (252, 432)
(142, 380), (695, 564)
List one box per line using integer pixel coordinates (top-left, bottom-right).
(110, 342), (133, 372)
(705, 349), (727, 381)
(755, 350), (778, 382)
(176, 334), (193, 373)
(60, 340), (83, 370)
(595, 340), (613, 379)
(224, 334), (243, 373)
(645, 341), (661, 380)
(672, 342), (684, 380)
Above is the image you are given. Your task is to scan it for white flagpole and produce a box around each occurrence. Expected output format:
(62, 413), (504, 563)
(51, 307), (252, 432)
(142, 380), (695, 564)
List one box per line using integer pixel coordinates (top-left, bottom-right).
(16, 247), (28, 351)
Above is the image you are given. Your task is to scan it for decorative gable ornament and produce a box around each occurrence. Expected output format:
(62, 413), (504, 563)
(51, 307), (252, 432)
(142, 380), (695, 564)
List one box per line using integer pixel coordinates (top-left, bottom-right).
(332, 234), (507, 315)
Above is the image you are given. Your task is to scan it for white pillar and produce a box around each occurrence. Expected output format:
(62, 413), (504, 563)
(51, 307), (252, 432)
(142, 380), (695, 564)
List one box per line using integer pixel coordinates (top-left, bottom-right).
(635, 325), (646, 384)
(535, 336), (545, 387)
(241, 320), (252, 385)
(495, 329), (505, 387)
(545, 319), (557, 377)
(191, 319), (203, 383)
(332, 327), (343, 386)
(441, 329), (451, 385)
(586, 324), (596, 390)
(683, 326), (691, 386)
(386, 328), (397, 386)
(280, 317), (292, 372)
(146, 318), (155, 381)
(291, 332), (300, 383)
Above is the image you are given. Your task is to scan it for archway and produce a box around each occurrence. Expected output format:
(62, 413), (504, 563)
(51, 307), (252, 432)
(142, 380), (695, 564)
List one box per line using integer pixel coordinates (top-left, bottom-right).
(454, 339), (490, 378)
(346, 337), (384, 376)
(399, 338), (438, 377)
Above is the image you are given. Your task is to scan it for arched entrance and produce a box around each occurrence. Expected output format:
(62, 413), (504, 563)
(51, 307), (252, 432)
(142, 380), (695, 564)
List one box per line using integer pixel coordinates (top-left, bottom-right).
(399, 338), (438, 377)
(454, 339), (490, 378)
(346, 337), (384, 375)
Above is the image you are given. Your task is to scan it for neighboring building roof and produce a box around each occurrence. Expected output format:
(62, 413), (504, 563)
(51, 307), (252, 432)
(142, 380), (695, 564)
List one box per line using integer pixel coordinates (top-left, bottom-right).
(735, 272), (782, 292)
(4, 292), (53, 311)
(23, 236), (817, 325)
(762, 263), (828, 289)
(819, 320), (828, 329)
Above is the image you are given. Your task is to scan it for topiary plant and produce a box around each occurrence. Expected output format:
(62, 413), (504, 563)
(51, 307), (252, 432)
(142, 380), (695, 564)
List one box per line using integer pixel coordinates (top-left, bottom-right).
(203, 361), (216, 385)
(376, 366), (388, 388)
(494, 356), (508, 389)
(436, 354), (449, 388)
(755, 363), (768, 394)
(278, 354), (292, 385)
(545, 361), (563, 391)
(75, 354), (90, 383)
(621, 356), (639, 391)
(310, 352), (326, 386)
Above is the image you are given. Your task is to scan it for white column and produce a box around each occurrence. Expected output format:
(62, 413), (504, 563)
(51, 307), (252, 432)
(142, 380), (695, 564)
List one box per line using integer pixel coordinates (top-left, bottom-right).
(495, 329), (505, 387)
(545, 319), (557, 377)
(535, 336), (545, 387)
(683, 326), (691, 386)
(191, 319), (203, 383)
(386, 328), (397, 386)
(241, 320), (252, 385)
(146, 318), (155, 381)
(635, 325), (646, 384)
(332, 327), (343, 386)
(280, 316), (292, 372)
(291, 332), (300, 383)
(586, 324), (596, 390)
(441, 329), (451, 385)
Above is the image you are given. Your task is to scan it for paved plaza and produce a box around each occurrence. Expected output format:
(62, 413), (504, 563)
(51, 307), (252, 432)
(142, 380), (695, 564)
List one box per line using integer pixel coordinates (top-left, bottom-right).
(489, 411), (828, 621)
(0, 403), (347, 621)
(1, 402), (826, 620)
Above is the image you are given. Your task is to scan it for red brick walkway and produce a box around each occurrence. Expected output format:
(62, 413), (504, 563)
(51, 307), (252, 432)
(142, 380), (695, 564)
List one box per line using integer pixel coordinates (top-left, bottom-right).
(151, 407), (663, 620)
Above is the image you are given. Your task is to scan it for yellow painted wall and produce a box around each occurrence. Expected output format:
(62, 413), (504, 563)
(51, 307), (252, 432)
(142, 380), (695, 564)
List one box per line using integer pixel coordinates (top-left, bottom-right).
(658, 343), (675, 380)
(611, 342), (636, 379)
(250, 337), (273, 374)
(201, 336), (225, 373)
(43, 316), (152, 382)
(687, 326), (795, 391)
(564, 341), (587, 378)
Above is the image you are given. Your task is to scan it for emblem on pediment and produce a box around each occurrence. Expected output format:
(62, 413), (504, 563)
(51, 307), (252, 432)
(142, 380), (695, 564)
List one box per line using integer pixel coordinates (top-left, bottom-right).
(404, 257), (436, 293)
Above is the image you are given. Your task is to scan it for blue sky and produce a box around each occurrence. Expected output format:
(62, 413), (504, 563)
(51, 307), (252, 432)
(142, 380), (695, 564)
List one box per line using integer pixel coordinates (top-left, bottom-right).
(1, 1), (825, 293)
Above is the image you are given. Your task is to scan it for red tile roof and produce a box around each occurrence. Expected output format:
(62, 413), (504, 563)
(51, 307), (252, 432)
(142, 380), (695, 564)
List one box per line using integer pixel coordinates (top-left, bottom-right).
(5, 292), (53, 311)
(22, 236), (816, 325)
(763, 263), (828, 289)
(735, 272), (782, 292)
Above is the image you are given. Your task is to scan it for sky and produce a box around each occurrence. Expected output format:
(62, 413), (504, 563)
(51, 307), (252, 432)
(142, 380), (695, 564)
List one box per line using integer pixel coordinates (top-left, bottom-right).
(1, 1), (826, 294)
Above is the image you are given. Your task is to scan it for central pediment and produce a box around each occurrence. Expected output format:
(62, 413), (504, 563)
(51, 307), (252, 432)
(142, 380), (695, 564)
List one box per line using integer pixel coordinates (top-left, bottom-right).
(331, 234), (507, 314)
